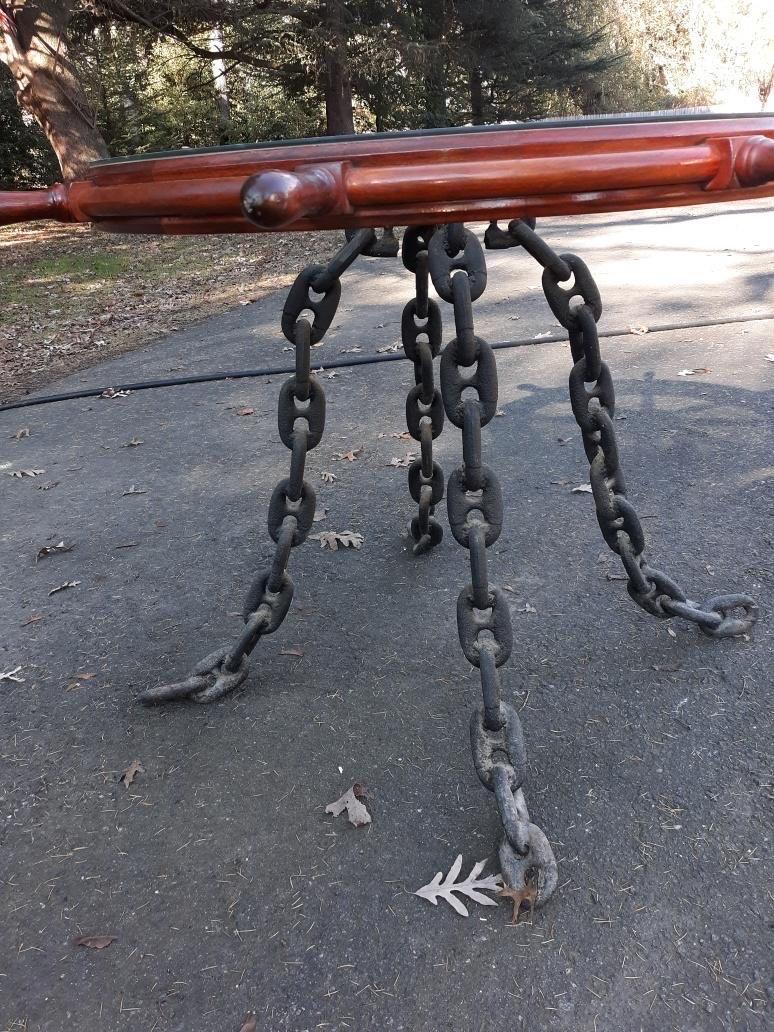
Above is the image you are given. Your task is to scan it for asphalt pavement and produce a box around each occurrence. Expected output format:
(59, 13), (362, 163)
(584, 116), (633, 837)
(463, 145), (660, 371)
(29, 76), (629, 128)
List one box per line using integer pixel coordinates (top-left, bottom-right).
(1, 201), (772, 1032)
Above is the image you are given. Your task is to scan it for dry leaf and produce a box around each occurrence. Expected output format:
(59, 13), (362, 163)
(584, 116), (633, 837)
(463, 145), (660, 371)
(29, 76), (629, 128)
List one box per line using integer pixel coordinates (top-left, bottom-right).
(495, 409), (506, 417)
(309, 531), (363, 551)
(339, 346), (362, 354)
(36, 481), (59, 491)
(391, 430), (411, 440)
(48, 580), (81, 596)
(121, 759), (144, 788)
(534, 330), (553, 339)
(236, 407), (254, 416)
(312, 507), (328, 522)
(677, 367), (711, 376)
(415, 855), (502, 917)
(100, 387), (130, 399)
(499, 884), (537, 924)
(122, 485), (146, 496)
(36, 540), (74, 563)
(629, 325), (649, 335)
(11, 427), (30, 440)
(238, 298), (255, 305)
(72, 934), (116, 949)
(515, 603), (537, 614)
(320, 471), (337, 484)
(239, 1014), (257, 1032)
(333, 447), (363, 462)
(572, 484), (593, 494)
(0, 666), (24, 683)
(121, 437), (143, 447)
(667, 627), (678, 638)
(326, 785), (372, 827)
(387, 454), (415, 468)
(66, 672), (96, 691)
(376, 342), (402, 353)
(7, 468), (45, 478)
(280, 645), (304, 657)
(557, 436), (572, 445)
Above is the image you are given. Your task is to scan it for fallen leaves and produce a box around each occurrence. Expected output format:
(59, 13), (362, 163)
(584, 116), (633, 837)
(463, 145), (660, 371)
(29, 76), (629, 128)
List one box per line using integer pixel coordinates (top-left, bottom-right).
(677, 367), (711, 376)
(48, 580), (81, 596)
(415, 856), (502, 917)
(332, 447), (363, 462)
(629, 324), (649, 335)
(122, 485), (147, 496)
(387, 454), (415, 468)
(571, 483), (593, 494)
(320, 472), (337, 484)
(280, 645), (304, 657)
(499, 883), (537, 924)
(515, 602), (537, 614)
(121, 437), (143, 447)
(10, 427), (30, 440)
(7, 468), (45, 479)
(239, 1014), (257, 1032)
(66, 672), (96, 691)
(326, 784), (371, 827)
(71, 934), (116, 950)
(312, 507), (328, 522)
(309, 531), (363, 551)
(35, 540), (74, 563)
(121, 759), (144, 788)
(236, 407), (255, 416)
(0, 666), (24, 683)
(376, 342), (402, 353)
(100, 387), (130, 399)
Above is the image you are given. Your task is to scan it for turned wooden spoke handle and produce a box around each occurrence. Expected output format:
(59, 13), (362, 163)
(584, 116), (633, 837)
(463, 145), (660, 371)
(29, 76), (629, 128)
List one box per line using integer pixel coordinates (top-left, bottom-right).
(240, 166), (343, 230)
(0, 184), (72, 226)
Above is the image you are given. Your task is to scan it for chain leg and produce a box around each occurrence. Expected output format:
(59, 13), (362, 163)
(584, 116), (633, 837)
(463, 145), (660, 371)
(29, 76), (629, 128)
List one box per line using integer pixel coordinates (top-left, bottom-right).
(401, 226), (445, 555)
(140, 231), (376, 704)
(428, 223), (557, 917)
(505, 218), (757, 640)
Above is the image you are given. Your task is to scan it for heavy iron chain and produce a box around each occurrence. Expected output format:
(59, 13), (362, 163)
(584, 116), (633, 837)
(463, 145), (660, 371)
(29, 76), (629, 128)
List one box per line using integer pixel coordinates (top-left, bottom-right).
(428, 223), (559, 912)
(401, 226), (445, 554)
(140, 229), (378, 704)
(499, 217), (758, 638)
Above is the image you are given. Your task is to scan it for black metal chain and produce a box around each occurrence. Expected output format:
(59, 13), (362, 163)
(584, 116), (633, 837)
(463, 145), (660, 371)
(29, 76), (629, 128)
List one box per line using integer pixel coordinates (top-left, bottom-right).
(428, 224), (558, 912)
(503, 217), (758, 638)
(401, 226), (445, 554)
(140, 229), (378, 704)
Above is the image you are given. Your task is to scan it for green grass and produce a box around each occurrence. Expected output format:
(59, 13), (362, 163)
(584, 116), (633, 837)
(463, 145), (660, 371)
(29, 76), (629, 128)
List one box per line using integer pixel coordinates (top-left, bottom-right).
(29, 251), (134, 281)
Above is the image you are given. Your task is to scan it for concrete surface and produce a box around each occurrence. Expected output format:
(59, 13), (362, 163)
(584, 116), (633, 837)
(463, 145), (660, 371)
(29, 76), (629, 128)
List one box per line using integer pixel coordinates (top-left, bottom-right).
(1, 202), (772, 1032)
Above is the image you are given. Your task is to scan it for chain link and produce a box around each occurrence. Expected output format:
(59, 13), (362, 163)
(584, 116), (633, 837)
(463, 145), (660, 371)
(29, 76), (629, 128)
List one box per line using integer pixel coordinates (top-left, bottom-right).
(505, 218), (758, 639)
(429, 223), (558, 914)
(401, 226), (445, 555)
(140, 229), (376, 703)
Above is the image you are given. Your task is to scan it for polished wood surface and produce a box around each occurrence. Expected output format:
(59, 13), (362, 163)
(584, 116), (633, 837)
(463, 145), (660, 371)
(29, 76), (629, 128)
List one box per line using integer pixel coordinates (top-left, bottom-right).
(2, 115), (773, 234)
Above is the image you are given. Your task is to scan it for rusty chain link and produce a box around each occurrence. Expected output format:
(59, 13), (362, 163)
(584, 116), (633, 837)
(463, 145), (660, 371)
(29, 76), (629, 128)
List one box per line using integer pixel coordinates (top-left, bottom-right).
(140, 228), (378, 704)
(500, 217), (758, 639)
(428, 224), (559, 913)
(401, 226), (445, 554)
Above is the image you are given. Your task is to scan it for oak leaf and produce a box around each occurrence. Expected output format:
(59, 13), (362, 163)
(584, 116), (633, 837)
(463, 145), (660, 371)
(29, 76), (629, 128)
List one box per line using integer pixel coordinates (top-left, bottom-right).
(326, 785), (371, 827)
(415, 855), (502, 917)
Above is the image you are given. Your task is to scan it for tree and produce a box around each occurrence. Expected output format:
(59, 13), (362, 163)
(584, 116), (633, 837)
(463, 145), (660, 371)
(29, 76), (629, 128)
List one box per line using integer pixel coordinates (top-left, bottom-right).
(0, 0), (108, 177)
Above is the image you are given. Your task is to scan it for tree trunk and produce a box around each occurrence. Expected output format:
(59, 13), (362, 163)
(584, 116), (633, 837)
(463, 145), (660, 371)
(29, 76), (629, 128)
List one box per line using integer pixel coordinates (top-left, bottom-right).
(469, 66), (484, 124)
(422, 0), (447, 128)
(323, 0), (354, 136)
(0, 0), (108, 180)
(209, 26), (231, 140)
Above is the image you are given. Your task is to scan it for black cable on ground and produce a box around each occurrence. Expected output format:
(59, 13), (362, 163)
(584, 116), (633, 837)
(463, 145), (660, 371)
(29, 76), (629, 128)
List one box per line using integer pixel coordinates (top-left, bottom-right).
(1, 312), (772, 414)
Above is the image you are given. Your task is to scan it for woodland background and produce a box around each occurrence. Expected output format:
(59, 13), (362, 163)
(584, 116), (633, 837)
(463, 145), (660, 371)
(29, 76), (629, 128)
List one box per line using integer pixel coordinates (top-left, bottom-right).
(1, 0), (773, 187)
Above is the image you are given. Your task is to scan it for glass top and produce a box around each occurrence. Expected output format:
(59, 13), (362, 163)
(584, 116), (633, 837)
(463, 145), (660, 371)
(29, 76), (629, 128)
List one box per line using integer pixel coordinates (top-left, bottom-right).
(92, 111), (760, 166)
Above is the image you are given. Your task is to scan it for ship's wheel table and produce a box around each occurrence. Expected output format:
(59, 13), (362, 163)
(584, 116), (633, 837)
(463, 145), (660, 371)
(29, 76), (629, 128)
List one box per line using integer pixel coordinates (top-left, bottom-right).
(5, 113), (772, 915)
